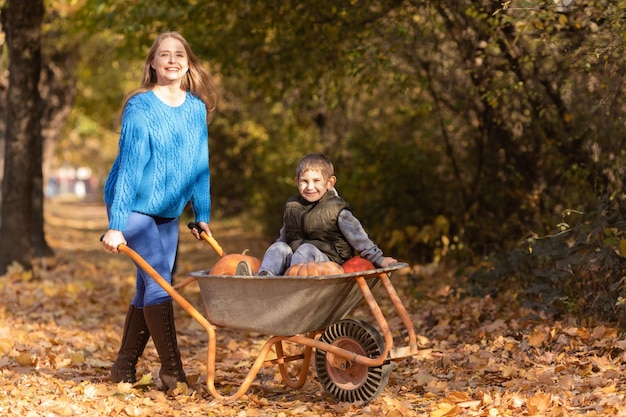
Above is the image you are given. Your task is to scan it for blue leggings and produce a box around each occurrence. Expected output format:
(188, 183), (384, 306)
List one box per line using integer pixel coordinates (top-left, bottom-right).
(109, 210), (179, 307)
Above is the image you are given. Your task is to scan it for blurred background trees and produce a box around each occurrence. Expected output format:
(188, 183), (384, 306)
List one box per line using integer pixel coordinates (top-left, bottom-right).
(68, 0), (625, 258)
(2, 0), (626, 322)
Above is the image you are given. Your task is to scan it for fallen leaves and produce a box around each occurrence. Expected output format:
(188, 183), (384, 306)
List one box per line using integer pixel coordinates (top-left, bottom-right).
(2, 201), (626, 416)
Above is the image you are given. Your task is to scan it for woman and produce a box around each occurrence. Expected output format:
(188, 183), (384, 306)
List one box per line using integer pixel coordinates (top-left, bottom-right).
(101, 31), (217, 390)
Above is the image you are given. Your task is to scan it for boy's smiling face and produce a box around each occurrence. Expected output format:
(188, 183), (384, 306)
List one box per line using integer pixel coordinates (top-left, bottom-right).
(296, 169), (336, 203)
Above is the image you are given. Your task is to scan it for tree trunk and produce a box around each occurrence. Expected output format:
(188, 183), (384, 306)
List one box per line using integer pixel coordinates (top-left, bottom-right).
(0, 0), (44, 274)
(32, 52), (78, 258)
(31, 122), (51, 258)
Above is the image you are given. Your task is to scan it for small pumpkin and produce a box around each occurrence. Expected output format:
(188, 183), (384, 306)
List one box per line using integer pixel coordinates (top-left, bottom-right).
(285, 261), (344, 277)
(209, 250), (261, 275)
(342, 256), (375, 273)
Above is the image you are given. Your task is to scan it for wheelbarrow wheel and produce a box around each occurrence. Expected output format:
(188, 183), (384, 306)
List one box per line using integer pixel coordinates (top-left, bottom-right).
(315, 318), (391, 404)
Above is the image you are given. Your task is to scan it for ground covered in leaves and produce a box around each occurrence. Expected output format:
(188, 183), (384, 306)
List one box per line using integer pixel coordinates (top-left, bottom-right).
(1, 200), (626, 416)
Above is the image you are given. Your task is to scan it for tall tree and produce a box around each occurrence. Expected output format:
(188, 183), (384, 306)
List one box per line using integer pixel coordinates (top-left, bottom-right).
(0, 0), (45, 274)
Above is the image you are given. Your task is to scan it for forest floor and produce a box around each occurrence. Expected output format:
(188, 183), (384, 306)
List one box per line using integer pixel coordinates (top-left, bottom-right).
(1, 199), (626, 416)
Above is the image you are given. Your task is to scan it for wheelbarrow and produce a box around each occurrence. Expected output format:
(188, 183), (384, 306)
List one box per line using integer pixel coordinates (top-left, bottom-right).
(117, 227), (419, 404)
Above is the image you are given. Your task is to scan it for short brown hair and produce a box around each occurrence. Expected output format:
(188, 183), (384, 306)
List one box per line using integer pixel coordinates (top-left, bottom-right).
(296, 153), (334, 181)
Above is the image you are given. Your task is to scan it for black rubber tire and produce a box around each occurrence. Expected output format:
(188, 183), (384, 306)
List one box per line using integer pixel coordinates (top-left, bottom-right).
(315, 318), (391, 403)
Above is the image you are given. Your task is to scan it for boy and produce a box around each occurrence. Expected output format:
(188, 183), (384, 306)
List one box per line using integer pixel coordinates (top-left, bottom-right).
(237, 153), (397, 276)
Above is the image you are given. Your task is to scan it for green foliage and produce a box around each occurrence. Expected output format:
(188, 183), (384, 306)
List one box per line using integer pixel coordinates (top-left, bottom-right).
(470, 197), (626, 326)
(59, 0), (626, 273)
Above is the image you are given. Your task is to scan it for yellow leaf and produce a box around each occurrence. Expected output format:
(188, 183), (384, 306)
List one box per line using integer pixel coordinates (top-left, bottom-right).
(0, 334), (12, 356)
(425, 379), (448, 394)
(447, 391), (471, 403)
(480, 390), (493, 405)
(44, 283), (58, 297)
(123, 405), (148, 417)
(602, 383), (617, 394)
(55, 357), (72, 368)
(527, 328), (548, 347)
(134, 373), (153, 386)
(15, 352), (37, 366)
(457, 400), (482, 409)
(65, 282), (81, 295)
(83, 384), (99, 398)
(115, 381), (134, 393)
(501, 365), (517, 378)
(527, 392), (552, 413)
(430, 402), (458, 417)
(86, 357), (111, 368)
(576, 327), (590, 340)
(172, 381), (189, 395)
(71, 351), (85, 365)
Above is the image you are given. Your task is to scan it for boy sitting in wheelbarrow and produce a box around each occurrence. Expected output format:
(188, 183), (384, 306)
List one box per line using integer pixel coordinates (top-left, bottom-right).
(237, 153), (397, 276)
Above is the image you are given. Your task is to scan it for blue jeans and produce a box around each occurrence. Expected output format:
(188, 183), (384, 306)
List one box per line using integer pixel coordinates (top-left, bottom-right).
(259, 242), (330, 275)
(108, 209), (179, 307)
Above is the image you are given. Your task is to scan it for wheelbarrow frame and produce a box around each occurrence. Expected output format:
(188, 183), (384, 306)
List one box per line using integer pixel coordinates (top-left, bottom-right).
(118, 243), (418, 402)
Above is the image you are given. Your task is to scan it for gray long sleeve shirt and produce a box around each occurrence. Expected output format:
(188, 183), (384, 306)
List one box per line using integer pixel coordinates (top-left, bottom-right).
(277, 209), (385, 267)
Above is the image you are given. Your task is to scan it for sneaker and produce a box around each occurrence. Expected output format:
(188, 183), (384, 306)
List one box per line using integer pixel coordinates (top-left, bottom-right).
(258, 270), (273, 277)
(235, 260), (253, 276)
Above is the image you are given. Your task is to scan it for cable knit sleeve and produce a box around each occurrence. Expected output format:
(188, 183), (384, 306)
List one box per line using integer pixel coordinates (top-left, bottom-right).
(104, 101), (151, 231)
(190, 122), (211, 223)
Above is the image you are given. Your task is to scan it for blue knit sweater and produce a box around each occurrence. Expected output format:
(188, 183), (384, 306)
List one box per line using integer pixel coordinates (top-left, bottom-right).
(104, 90), (210, 231)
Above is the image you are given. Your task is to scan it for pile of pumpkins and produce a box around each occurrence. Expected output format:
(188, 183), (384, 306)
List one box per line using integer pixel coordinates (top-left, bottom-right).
(209, 251), (376, 276)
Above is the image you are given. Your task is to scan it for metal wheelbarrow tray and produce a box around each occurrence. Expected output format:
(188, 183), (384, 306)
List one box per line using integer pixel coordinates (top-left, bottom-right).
(119, 244), (418, 404)
(191, 269), (383, 336)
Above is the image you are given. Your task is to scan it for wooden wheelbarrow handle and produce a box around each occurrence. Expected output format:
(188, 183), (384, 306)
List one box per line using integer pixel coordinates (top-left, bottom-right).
(187, 222), (227, 257)
(170, 222), (228, 290)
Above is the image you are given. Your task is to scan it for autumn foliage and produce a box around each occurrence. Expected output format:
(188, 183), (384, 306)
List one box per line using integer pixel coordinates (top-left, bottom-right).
(470, 197), (626, 327)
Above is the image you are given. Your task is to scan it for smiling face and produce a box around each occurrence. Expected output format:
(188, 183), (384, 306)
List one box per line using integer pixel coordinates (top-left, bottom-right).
(151, 37), (189, 86)
(296, 169), (336, 203)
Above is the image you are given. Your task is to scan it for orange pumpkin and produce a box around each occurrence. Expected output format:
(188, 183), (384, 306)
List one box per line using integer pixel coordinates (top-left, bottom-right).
(285, 261), (344, 277)
(342, 256), (375, 273)
(209, 250), (261, 275)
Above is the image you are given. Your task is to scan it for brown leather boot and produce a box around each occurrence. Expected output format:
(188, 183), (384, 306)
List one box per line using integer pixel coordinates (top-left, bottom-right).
(143, 300), (187, 390)
(111, 304), (150, 383)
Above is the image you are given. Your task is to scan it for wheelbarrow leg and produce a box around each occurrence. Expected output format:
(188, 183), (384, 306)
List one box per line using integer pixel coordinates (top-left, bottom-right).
(378, 272), (419, 357)
(205, 335), (291, 400)
(274, 335), (315, 389)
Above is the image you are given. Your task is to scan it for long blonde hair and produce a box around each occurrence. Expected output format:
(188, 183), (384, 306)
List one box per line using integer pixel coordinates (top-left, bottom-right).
(121, 31), (218, 124)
